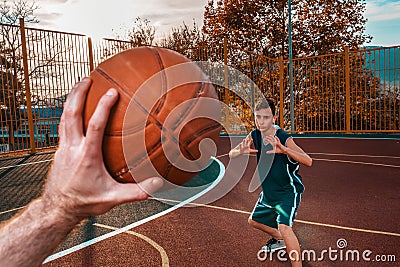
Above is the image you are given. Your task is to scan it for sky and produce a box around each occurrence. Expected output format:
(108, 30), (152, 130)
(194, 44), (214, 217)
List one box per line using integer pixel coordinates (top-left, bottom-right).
(28, 0), (400, 46)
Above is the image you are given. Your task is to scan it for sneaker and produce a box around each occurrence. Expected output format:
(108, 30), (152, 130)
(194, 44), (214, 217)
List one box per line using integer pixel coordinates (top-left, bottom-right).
(261, 238), (286, 252)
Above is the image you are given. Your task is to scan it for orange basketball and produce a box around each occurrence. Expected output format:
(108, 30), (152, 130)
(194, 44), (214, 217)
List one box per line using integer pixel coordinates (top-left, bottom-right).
(83, 47), (221, 187)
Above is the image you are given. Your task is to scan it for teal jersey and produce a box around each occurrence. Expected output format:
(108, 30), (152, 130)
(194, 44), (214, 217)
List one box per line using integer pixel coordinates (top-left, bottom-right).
(250, 126), (304, 205)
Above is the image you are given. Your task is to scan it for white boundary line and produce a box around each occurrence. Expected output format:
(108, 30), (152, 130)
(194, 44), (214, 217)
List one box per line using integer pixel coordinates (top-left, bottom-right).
(309, 152), (400, 159)
(0, 206), (24, 215)
(43, 157), (225, 263)
(94, 223), (170, 266)
(151, 198), (400, 237)
(219, 135), (400, 140)
(0, 159), (53, 170)
(312, 158), (400, 168)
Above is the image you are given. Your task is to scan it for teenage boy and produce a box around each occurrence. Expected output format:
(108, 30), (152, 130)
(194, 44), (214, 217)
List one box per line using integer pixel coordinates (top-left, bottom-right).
(229, 98), (312, 267)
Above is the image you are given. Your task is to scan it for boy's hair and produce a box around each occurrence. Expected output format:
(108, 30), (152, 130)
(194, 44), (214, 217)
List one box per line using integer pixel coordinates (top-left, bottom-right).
(255, 98), (276, 116)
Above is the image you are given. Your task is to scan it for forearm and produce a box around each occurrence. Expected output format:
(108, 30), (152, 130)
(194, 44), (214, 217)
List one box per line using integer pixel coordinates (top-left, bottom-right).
(228, 148), (241, 158)
(0, 198), (81, 267)
(283, 147), (313, 167)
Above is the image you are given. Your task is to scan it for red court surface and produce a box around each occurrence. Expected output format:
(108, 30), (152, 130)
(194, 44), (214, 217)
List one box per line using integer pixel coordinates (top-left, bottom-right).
(1, 136), (399, 266)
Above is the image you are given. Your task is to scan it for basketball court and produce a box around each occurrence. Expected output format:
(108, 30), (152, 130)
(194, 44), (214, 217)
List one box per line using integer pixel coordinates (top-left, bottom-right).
(0, 136), (399, 266)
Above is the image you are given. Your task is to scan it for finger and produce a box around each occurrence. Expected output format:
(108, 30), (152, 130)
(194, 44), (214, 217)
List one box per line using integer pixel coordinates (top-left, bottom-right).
(264, 136), (274, 144)
(112, 177), (163, 203)
(245, 137), (250, 145)
(274, 136), (282, 144)
(85, 89), (119, 153)
(58, 112), (66, 146)
(63, 78), (92, 144)
(249, 149), (258, 153)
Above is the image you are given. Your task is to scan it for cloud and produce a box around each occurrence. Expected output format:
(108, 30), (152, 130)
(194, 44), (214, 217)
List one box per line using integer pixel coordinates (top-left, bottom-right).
(144, 0), (207, 10)
(365, 0), (400, 21)
(38, 0), (70, 3)
(36, 11), (63, 26)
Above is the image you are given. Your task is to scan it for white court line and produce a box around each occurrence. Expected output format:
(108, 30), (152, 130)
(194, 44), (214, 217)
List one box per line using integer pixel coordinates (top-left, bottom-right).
(43, 157), (225, 264)
(94, 223), (169, 267)
(309, 152), (400, 159)
(220, 135), (400, 140)
(0, 206), (24, 215)
(312, 158), (400, 168)
(151, 197), (400, 238)
(0, 159), (53, 170)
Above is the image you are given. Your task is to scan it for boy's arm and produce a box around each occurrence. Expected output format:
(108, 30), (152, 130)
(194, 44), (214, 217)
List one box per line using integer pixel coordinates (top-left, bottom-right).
(228, 134), (257, 158)
(283, 138), (313, 167)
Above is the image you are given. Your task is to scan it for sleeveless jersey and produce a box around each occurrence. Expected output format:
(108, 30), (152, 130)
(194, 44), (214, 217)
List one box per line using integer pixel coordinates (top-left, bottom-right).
(250, 126), (304, 205)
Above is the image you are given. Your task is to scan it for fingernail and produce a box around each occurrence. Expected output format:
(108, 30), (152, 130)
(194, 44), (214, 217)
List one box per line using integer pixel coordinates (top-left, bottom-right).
(106, 88), (117, 96)
(82, 77), (90, 82)
(152, 178), (163, 188)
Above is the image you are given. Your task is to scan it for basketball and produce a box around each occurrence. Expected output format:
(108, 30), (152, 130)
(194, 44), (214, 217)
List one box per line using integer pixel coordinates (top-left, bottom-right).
(83, 47), (221, 187)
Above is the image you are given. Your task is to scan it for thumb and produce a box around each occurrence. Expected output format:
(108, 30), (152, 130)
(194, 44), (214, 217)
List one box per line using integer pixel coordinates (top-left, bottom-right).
(113, 177), (164, 203)
(137, 177), (164, 196)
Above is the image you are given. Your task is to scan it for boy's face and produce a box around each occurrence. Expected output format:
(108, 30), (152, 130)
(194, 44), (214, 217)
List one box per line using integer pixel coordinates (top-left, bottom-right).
(254, 108), (276, 134)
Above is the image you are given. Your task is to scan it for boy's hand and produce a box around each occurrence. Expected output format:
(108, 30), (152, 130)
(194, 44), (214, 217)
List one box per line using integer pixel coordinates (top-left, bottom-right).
(239, 135), (258, 154)
(264, 136), (288, 154)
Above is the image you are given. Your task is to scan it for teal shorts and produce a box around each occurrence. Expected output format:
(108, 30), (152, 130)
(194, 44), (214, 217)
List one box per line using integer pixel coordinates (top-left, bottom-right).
(250, 191), (302, 228)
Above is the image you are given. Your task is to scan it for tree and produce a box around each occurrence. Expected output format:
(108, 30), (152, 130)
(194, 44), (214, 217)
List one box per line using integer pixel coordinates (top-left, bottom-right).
(114, 17), (156, 47)
(0, 0), (38, 24)
(158, 20), (206, 59)
(102, 17), (156, 63)
(202, 0), (395, 133)
(203, 0), (371, 58)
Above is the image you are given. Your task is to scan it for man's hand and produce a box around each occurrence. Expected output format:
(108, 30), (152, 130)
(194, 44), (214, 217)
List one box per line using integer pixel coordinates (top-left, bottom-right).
(43, 77), (163, 220)
(0, 78), (164, 267)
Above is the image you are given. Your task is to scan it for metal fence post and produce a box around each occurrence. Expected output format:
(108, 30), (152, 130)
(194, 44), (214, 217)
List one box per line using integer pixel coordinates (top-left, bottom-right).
(279, 56), (284, 129)
(19, 18), (36, 153)
(88, 37), (95, 72)
(345, 46), (351, 133)
(223, 38), (231, 132)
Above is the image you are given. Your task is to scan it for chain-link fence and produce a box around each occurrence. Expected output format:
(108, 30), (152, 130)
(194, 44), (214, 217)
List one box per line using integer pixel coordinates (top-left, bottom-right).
(0, 20), (399, 155)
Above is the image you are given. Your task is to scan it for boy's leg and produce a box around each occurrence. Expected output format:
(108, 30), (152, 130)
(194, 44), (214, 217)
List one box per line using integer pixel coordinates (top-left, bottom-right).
(276, 193), (302, 266)
(248, 218), (282, 239)
(249, 192), (281, 239)
(278, 224), (302, 267)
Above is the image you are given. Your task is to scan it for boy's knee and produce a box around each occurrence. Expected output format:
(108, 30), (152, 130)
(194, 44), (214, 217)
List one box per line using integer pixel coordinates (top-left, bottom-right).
(278, 224), (293, 236)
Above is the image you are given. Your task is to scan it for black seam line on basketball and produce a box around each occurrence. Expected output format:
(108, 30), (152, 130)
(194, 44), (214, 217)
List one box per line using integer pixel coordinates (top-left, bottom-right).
(94, 67), (159, 136)
(149, 47), (202, 177)
(163, 162), (173, 179)
(170, 81), (206, 132)
(160, 82), (212, 179)
(120, 137), (163, 173)
(178, 123), (221, 171)
(95, 68), (149, 115)
(160, 80), (206, 149)
(114, 166), (134, 179)
(182, 123), (221, 147)
(149, 47), (168, 115)
(172, 81), (209, 162)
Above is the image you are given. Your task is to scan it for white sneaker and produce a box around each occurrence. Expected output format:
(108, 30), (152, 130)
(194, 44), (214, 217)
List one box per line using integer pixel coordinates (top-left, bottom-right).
(261, 238), (286, 252)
